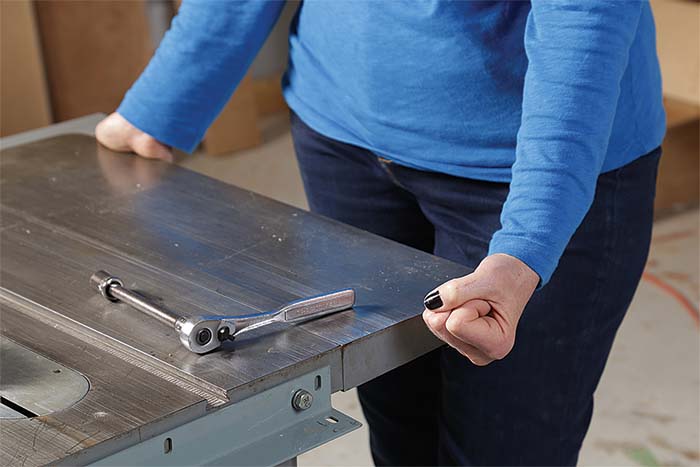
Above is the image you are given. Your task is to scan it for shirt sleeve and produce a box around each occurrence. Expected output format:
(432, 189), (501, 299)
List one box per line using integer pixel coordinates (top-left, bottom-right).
(487, 1), (644, 286)
(117, 0), (287, 152)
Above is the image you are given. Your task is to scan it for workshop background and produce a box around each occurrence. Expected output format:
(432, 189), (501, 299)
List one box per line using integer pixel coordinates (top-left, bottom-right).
(1, 0), (698, 465)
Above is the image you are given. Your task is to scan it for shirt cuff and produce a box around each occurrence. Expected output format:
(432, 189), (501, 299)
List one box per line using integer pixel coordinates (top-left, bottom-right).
(117, 92), (204, 153)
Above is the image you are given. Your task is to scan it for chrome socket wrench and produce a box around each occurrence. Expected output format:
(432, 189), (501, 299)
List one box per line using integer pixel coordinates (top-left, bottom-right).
(90, 270), (355, 354)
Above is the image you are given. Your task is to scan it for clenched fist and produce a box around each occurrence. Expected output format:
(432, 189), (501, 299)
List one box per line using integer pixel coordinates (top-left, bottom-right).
(96, 112), (173, 162)
(423, 253), (539, 366)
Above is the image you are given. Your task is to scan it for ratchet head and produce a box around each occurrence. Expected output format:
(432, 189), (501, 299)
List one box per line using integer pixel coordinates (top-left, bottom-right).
(176, 317), (235, 354)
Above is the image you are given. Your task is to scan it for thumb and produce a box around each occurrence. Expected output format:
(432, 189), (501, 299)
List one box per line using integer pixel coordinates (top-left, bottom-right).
(423, 274), (487, 312)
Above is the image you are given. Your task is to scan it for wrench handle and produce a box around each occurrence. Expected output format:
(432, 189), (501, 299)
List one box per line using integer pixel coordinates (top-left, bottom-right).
(230, 289), (355, 338)
(280, 289), (355, 323)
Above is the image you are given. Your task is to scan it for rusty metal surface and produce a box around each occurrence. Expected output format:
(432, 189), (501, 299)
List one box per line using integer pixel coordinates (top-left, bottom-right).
(0, 131), (469, 465)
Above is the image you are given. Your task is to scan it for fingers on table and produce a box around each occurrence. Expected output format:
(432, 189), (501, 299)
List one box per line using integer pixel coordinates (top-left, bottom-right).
(130, 134), (174, 162)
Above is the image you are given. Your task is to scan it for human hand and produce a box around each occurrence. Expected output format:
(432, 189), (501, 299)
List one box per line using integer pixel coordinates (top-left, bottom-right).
(422, 253), (539, 366)
(96, 112), (173, 162)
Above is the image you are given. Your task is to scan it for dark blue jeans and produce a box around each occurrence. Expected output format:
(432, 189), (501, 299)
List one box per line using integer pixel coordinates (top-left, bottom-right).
(290, 112), (660, 466)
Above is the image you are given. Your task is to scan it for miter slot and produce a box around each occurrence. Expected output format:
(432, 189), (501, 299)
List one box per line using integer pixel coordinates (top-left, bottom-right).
(0, 291), (230, 406)
(0, 396), (38, 418)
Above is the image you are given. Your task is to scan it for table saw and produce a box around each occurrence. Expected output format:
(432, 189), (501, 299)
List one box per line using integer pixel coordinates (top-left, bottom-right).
(0, 115), (469, 466)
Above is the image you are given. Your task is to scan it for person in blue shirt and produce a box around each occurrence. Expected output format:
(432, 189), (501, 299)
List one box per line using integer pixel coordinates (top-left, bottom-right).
(97, 1), (665, 465)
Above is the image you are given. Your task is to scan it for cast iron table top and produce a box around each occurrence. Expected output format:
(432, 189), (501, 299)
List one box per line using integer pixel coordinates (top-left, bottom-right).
(0, 119), (469, 465)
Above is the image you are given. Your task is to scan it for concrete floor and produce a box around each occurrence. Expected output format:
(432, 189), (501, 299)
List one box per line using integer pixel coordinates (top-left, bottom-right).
(180, 117), (699, 466)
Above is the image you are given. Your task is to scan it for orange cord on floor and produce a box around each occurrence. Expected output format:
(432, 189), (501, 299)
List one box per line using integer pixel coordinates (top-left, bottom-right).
(642, 270), (700, 329)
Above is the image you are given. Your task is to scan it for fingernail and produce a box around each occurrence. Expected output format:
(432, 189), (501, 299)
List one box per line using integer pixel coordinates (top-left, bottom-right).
(424, 291), (443, 310)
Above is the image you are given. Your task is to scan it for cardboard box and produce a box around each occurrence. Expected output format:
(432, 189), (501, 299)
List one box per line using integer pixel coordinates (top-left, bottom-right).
(0, 0), (51, 137)
(656, 98), (700, 215)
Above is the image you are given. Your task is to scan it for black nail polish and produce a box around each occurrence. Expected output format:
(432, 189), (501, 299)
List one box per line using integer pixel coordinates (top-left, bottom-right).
(425, 289), (438, 298)
(424, 291), (443, 310)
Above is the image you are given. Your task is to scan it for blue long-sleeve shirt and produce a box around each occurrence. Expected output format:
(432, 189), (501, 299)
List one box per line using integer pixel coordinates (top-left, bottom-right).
(118, 1), (665, 286)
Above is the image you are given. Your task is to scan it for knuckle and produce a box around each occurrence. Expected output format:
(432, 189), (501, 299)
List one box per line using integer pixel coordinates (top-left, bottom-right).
(95, 119), (116, 145)
(134, 135), (162, 158)
(445, 313), (465, 337)
(440, 279), (464, 305)
(141, 136), (158, 150)
(444, 316), (459, 335)
(456, 348), (472, 360)
(488, 348), (507, 361)
(440, 281), (457, 300)
(95, 120), (106, 137)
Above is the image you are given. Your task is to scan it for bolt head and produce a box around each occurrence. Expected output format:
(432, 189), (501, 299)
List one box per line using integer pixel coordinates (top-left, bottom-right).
(292, 389), (313, 411)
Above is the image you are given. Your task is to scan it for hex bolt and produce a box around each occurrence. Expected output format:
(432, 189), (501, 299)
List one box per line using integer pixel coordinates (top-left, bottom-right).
(292, 389), (313, 411)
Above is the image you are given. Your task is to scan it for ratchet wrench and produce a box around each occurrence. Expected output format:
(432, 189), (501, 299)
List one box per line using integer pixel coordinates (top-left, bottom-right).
(90, 270), (355, 354)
